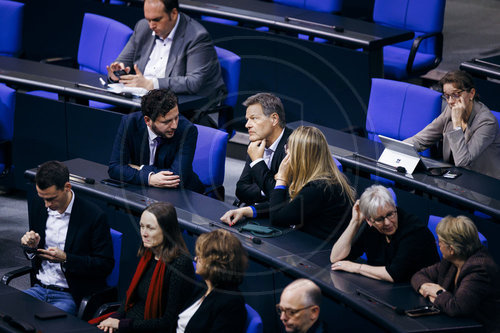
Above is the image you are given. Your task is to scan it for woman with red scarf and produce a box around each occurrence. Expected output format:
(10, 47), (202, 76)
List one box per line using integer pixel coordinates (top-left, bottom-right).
(96, 202), (195, 333)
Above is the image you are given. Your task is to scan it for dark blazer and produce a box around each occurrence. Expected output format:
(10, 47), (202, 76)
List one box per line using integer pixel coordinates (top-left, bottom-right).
(182, 286), (246, 333)
(236, 127), (292, 205)
(108, 111), (204, 193)
(411, 248), (500, 331)
(115, 13), (226, 101)
(28, 195), (114, 306)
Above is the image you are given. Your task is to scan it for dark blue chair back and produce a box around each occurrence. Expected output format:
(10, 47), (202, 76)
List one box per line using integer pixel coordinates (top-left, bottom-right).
(0, 0), (24, 57)
(0, 84), (15, 174)
(373, 0), (446, 79)
(193, 125), (228, 188)
(366, 78), (442, 156)
(106, 228), (122, 287)
(491, 110), (500, 130)
(274, 0), (342, 13)
(214, 46), (241, 108)
(428, 215), (488, 259)
(245, 304), (263, 333)
(78, 13), (133, 75)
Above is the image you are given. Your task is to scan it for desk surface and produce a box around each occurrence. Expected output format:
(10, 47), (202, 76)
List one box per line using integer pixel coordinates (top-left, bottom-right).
(180, 0), (413, 49)
(460, 55), (500, 80)
(0, 56), (206, 111)
(289, 121), (500, 220)
(24, 159), (482, 332)
(0, 283), (100, 333)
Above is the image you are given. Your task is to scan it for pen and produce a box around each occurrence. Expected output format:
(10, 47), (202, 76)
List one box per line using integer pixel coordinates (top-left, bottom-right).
(99, 77), (107, 87)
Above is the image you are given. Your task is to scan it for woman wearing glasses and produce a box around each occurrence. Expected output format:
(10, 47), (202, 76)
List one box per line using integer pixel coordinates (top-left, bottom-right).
(412, 216), (500, 332)
(330, 185), (439, 282)
(405, 70), (500, 179)
(221, 126), (356, 241)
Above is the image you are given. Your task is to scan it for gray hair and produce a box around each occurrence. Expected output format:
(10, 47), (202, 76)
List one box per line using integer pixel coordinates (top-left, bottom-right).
(242, 93), (286, 128)
(359, 185), (396, 220)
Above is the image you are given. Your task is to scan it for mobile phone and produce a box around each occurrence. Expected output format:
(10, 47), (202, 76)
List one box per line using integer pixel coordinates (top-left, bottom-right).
(405, 306), (440, 317)
(443, 170), (461, 179)
(113, 69), (127, 78)
(100, 178), (127, 188)
(35, 310), (67, 320)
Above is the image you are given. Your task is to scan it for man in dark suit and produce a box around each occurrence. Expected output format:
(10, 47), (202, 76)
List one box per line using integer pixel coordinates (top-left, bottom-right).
(107, 0), (225, 104)
(108, 89), (204, 193)
(21, 161), (114, 314)
(235, 93), (292, 206)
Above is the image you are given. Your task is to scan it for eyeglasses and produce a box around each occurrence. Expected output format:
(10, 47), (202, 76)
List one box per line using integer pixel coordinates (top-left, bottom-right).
(371, 210), (397, 225)
(276, 304), (314, 317)
(442, 90), (464, 102)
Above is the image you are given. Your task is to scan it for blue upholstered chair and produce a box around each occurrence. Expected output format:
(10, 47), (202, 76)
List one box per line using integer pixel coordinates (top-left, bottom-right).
(366, 78), (442, 156)
(373, 0), (446, 80)
(193, 124), (228, 200)
(201, 16), (239, 26)
(28, 13), (133, 109)
(491, 110), (500, 129)
(0, 84), (15, 178)
(0, 0), (24, 57)
(213, 46), (241, 132)
(2, 228), (122, 320)
(245, 304), (263, 333)
(428, 215), (488, 259)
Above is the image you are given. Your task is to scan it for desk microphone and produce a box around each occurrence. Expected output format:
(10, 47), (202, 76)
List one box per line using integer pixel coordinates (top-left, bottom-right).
(356, 289), (405, 315)
(69, 173), (95, 185)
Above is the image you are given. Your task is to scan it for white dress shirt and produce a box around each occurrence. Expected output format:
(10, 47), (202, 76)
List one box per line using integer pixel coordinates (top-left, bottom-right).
(143, 13), (181, 89)
(36, 190), (75, 288)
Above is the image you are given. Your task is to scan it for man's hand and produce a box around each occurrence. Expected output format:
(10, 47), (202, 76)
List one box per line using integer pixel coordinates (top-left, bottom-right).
(37, 247), (67, 263)
(220, 207), (253, 226)
(119, 64), (154, 90)
(97, 318), (120, 333)
(247, 139), (266, 162)
(21, 231), (40, 248)
(106, 62), (130, 82)
(149, 171), (181, 188)
(128, 163), (141, 170)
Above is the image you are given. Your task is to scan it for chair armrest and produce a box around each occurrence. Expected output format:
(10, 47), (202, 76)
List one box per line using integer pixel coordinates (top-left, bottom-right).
(40, 56), (78, 68)
(77, 286), (118, 320)
(406, 31), (443, 75)
(1, 266), (32, 285)
(94, 302), (121, 318)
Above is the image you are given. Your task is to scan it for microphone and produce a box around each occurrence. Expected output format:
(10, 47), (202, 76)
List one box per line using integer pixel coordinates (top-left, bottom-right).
(356, 289), (405, 315)
(69, 173), (95, 185)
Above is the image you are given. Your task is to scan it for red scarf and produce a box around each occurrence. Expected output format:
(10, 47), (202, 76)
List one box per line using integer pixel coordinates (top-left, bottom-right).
(125, 249), (166, 319)
(89, 250), (166, 325)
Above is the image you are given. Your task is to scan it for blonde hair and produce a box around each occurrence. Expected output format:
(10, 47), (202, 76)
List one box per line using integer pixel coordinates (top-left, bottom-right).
(436, 215), (482, 259)
(287, 126), (355, 203)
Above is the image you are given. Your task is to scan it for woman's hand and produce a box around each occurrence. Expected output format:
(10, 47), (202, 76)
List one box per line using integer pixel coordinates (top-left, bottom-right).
(97, 318), (120, 332)
(351, 200), (364, 227)
(331, 260), (362, 274)
(220, 207), (253, 226)
(451, 96), (467, 129)
(275, 153), (291, 185)
(418, 282), (444, 302)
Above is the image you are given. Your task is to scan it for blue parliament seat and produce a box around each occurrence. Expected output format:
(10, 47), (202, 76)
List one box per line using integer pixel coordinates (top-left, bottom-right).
(373, 0), (446, 80)
(193, 124), (229, 200)
(274, 0), (342, 13)
(428, 215), (488, 259)
(213, 46), (241, 133)
(245, 303), (263, 333)
(2, 228), (123, 320)
(0, 0), (24, 57)
(0, 84), (15, 179)
(28, 13), (132, 109)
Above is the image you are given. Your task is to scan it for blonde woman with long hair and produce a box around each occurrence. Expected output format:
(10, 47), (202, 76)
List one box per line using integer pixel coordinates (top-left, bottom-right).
(221, 126), (355, 241)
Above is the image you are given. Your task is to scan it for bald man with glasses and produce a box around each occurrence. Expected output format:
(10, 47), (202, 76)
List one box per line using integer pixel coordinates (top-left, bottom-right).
(330, 185), (439, 282)
(277, 279), (327, 333)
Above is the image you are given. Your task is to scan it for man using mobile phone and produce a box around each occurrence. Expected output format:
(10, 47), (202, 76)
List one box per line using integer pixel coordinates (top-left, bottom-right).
(20, 161), (114, 315)
(107, 0), (225, 106)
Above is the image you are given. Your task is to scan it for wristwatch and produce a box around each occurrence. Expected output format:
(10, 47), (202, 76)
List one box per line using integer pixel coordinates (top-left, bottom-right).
(436, 289), (445, 296)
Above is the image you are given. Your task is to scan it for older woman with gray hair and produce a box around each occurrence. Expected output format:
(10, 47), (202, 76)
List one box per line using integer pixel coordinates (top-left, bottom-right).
(411, 216), (500, 331)
(330, 185), (439, 282)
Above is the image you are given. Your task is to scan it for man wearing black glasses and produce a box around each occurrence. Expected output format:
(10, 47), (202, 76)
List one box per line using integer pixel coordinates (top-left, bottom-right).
(277, 279), (326, 333)
(330, 185), (439, 282)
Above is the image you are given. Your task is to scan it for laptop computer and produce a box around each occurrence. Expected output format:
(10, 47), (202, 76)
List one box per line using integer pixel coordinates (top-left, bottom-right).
(378, 135), (453, 174)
